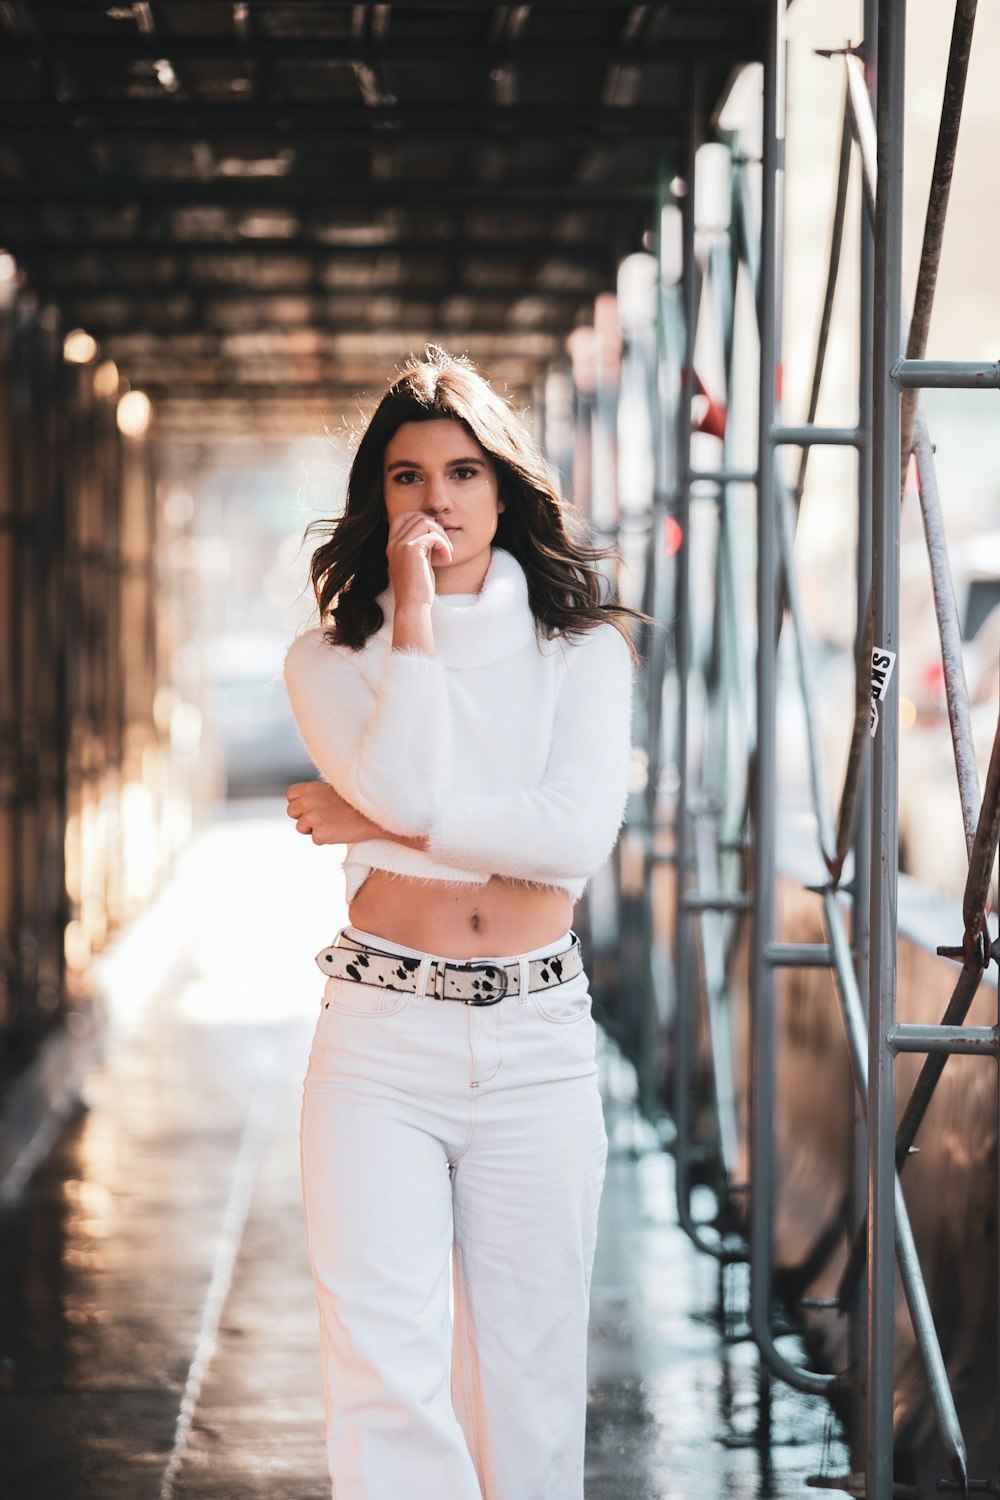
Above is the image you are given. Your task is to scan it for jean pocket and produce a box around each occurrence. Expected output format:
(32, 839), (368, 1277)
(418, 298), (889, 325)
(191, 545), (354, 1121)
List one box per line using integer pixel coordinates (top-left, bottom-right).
(529, 973), (593, 1024)
(320, 975), (411, 1019)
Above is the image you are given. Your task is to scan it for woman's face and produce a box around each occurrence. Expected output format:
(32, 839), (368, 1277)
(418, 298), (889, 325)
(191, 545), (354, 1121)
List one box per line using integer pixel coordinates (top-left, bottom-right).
(382, 418), (503, 594)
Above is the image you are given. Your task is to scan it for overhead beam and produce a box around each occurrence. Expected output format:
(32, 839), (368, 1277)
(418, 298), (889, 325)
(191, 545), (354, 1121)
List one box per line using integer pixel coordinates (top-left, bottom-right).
(3, 38), (758, 66)
(132, 378), (550, 403)
(4, 237), (617, 269)
(0, 103), (680, 141)
(100, 342), (565, 374)
(42, 288), (593, 310)
(25, 276), (600, 306)
(85, 320), (574, 343)
(0, 180), (652, 208)
(112, 355), (555, 379)
(9, 0), (681, 10)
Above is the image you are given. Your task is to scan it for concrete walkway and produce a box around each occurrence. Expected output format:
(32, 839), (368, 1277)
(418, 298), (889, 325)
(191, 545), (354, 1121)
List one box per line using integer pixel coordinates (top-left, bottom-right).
(0, 801), (847, 1498)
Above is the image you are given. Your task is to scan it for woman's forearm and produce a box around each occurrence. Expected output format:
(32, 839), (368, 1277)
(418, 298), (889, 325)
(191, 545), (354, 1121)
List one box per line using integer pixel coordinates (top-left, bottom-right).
(391, 602), (436, 657)
(287, 780), (429, 850)
(357, 812), (430, 852)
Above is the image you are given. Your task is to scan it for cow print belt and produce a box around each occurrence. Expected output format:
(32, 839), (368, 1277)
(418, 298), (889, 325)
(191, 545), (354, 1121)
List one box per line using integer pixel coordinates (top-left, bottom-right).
(315, 930), (584, 1006)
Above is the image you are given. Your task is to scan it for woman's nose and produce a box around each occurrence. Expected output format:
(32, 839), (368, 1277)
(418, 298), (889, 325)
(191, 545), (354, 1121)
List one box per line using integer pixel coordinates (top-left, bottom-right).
(422, 478), (451, 514)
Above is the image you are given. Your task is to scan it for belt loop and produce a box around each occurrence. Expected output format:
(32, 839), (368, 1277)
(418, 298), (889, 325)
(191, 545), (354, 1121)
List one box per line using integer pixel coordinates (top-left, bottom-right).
(517, 955), (530, 1004)
(415, 954), (434, 1002)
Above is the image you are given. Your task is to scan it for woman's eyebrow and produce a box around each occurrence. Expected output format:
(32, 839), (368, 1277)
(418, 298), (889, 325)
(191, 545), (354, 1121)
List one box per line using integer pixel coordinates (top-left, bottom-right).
(385, 456), (485, 472)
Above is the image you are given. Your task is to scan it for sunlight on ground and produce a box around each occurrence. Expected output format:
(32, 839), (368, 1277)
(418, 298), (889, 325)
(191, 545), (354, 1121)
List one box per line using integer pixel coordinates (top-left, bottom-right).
(90, 798), (348, 1030)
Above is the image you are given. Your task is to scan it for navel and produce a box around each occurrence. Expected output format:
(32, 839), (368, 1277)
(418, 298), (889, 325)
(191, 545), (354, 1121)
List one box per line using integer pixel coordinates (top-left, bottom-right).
(470, 911), (481, 932)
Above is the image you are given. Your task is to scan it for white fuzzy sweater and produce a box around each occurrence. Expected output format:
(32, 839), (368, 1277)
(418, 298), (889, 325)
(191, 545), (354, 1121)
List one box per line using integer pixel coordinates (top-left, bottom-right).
(282, 546), (634, 901)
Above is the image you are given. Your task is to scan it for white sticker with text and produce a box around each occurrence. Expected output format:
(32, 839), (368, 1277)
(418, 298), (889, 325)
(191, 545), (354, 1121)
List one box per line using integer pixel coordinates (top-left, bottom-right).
(870, 646), (897, 737)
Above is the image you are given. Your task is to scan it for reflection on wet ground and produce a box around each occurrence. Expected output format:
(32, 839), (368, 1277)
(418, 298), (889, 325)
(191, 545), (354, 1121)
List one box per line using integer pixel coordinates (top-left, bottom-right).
(0, 801), (848, 1499)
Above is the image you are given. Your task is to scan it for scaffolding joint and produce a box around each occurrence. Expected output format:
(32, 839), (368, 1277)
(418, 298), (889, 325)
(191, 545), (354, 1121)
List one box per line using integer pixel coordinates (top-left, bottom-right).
(936, 924), (990, 971)
(813, 44), (864, 62)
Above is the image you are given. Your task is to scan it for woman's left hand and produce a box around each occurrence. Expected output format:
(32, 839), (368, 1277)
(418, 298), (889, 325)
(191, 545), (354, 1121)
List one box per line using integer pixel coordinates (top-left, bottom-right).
(285, 781), (378, 845)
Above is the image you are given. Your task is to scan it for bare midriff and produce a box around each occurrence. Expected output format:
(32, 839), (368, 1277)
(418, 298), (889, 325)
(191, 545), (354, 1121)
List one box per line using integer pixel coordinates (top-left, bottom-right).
(348, 870), (574, 960)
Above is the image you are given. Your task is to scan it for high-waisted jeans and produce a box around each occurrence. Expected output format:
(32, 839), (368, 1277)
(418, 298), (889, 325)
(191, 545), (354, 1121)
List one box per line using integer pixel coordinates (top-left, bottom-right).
(300, 925), (608, 1500)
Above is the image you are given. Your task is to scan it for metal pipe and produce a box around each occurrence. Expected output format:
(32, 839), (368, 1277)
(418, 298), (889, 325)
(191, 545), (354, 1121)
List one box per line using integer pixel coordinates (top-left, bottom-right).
(845, 51), (877, 221)
(899, 0), (979, 476)
(775, 472), (838, 864)
(892, 357), (1000, 389)
(962, 711), (1000, 937)
(772, 425), (862, 448)
(834, 581), (875, 881)
(672, 81), (729, 1262)
(683, 892), (752, 912)
(838, 32), (983, 874)
(847, 9), (875, 1473)
(837, 960), (985, 1306)
(822, 895), (970, 1483)
(890, 1023), (999, 1056)
(694, 816), (746, 1184)
(911, 415), (980, 857)
(764, 944), (833, 968)
(749, 0), (836, 1396)
(832, 72), (879, 880)
(733, 149), (762, 311)
(691, 467), (759, 484)
(790, 104), (856, 507)
(867, 2), (906, 1493)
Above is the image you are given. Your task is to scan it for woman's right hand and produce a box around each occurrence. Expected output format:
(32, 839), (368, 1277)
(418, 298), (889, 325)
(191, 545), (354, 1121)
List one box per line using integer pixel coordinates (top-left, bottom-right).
(386, 511), (453, 611)
(286, 781), (428, 853)
(386, 511), (453, 654)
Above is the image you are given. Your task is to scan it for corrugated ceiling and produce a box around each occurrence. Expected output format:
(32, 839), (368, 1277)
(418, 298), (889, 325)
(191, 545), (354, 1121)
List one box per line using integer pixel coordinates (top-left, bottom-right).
(0, 1), (766, 421)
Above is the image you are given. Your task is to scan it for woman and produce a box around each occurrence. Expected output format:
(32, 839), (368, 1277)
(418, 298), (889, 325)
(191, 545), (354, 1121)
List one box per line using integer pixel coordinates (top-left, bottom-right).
(283, 346), (636, 1500)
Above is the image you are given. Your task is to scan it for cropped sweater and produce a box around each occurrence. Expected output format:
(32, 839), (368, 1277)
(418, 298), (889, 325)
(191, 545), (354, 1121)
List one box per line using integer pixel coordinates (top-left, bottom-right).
(282, 545), (634, 902)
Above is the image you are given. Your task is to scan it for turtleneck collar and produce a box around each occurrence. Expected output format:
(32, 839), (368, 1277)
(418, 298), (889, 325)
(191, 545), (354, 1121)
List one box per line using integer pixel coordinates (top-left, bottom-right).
(375, 546), (539, 668)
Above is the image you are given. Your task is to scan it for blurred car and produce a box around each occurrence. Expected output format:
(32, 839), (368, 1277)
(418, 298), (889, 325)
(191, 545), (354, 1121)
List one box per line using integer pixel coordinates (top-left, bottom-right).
(202, 629), (316, 798)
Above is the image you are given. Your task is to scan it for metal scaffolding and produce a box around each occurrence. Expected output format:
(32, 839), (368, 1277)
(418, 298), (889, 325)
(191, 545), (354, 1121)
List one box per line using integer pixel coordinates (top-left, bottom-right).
(597, 1), (999, 1495)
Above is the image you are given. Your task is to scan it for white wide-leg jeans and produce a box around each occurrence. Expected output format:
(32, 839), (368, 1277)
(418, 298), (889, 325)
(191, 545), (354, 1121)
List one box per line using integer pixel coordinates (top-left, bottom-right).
(300, 926), (608, 1500)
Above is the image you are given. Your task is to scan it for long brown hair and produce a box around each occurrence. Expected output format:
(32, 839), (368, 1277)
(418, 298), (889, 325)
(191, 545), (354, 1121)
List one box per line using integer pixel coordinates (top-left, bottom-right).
(307, 346), (641, 654)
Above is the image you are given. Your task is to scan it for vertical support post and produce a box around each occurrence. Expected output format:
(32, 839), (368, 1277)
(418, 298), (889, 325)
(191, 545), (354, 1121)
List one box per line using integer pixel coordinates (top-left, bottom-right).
(867, 1), (905, 1496)
(850, 0), (877, 1472)
(672, 77), (700, 1237)
(749, 0), (784, 1359)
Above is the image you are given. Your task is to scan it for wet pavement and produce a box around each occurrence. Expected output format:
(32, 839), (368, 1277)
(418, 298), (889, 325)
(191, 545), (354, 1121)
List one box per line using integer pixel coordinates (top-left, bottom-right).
(0, 801), (848, 1499)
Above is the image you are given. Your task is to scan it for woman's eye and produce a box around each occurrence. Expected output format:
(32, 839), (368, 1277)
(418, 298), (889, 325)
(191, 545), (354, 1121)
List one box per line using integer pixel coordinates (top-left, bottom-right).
(453, 467), (478, 481)
(392, 470), (420, 485)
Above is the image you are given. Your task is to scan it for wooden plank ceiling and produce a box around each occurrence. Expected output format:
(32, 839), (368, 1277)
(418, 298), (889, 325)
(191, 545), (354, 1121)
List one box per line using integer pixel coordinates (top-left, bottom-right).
(0, 1), (766, 425)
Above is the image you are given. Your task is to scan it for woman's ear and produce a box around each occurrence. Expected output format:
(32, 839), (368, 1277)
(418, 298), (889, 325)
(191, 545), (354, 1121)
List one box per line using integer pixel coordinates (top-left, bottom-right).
(498, 498), (506, 513)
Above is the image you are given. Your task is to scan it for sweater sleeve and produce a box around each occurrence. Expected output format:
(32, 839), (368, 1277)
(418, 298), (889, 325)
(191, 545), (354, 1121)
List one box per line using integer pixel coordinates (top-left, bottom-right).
(282, 629), (452, 835)
(426, 624), (634, 883)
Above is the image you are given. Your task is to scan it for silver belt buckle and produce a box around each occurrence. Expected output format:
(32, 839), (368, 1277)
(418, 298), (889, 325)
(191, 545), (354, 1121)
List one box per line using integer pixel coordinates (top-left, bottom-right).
(433, 958), (509, 1005)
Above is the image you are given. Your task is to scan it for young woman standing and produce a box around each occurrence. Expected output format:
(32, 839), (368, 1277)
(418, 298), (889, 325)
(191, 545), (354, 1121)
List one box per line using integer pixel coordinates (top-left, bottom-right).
(283, 347), (636, 1500)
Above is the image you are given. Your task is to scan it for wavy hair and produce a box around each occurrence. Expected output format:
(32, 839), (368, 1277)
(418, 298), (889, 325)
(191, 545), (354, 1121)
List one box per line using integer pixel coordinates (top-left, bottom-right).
(306, 345), (642, 655)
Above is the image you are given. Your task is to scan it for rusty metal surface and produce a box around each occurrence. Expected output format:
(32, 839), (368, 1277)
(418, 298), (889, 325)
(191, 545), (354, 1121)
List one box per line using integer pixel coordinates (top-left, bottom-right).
(729, 865), (998, 1493)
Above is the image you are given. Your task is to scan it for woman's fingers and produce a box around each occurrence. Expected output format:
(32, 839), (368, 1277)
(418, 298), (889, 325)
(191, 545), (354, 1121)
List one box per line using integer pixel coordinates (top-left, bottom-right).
(286, 782), (343, 836)
(387, 510), (447, 541)
(387, 512), (453, 562)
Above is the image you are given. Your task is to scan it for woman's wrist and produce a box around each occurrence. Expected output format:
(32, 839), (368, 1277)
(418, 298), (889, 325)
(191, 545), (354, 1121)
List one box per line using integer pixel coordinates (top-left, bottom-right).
(392, 601), (435, 657)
